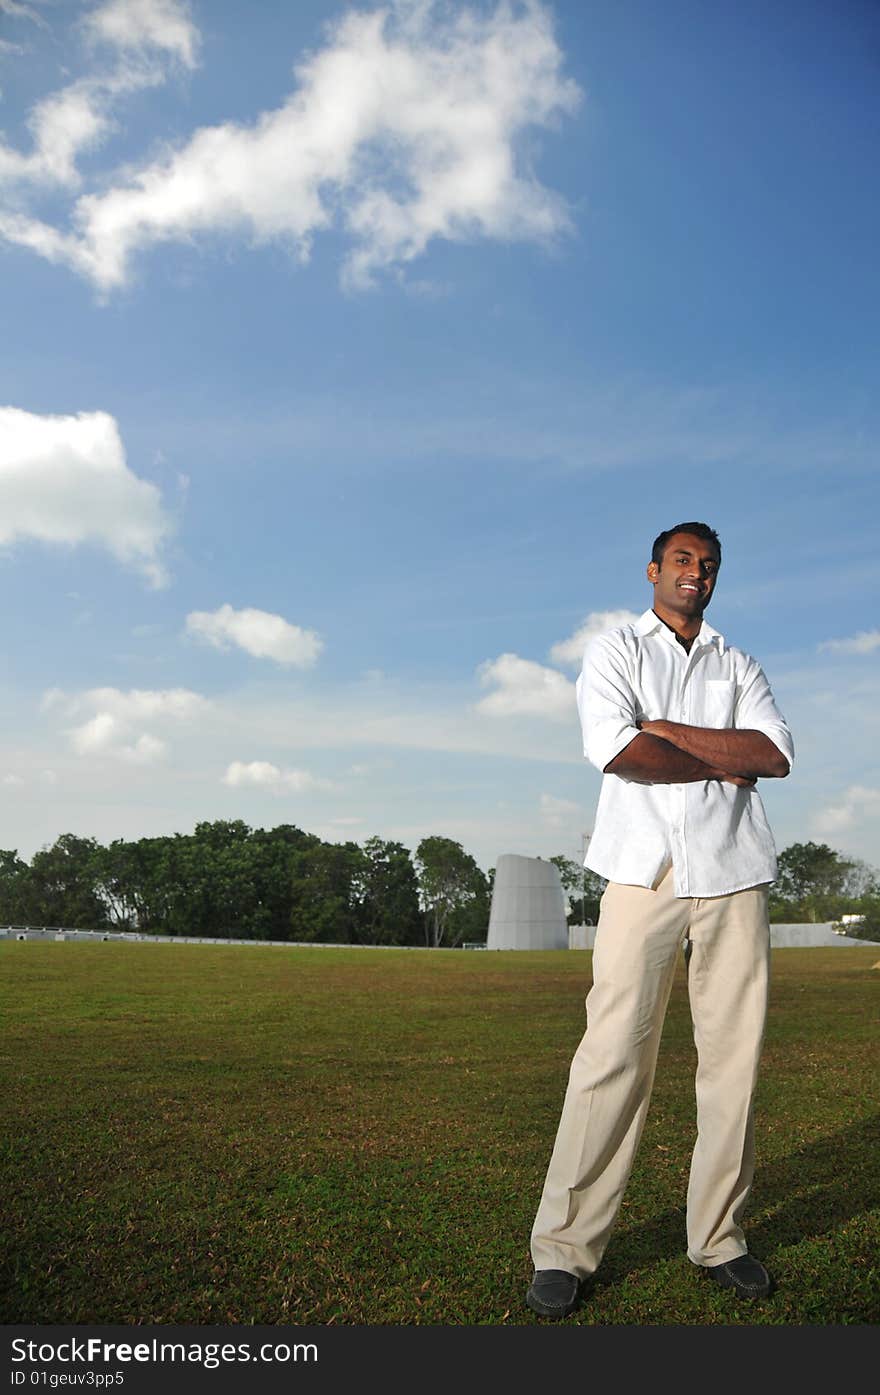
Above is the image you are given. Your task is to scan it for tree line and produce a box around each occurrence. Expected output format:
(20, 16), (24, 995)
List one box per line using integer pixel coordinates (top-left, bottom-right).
(1, 826), (877, 944)
(0, 822), (491, 947)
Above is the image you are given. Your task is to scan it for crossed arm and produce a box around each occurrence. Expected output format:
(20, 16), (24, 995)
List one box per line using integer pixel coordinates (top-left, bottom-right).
(604, 722), (790, 787)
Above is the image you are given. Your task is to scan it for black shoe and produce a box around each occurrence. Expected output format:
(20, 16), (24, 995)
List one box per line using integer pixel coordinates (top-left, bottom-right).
(525, 1269), (581, 1318)
(703, 1254), (771, 1298)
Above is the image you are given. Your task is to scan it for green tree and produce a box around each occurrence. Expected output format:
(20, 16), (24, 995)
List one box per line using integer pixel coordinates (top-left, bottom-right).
(772, 841), (855, 922)
(289, 840), (366, 943)
(446, 865), (490, 946)
(103, 827), (254, 939)
(27, 834), (108, 928)
(141, 835), (189, 933)
(181, 820), (262, 938)
(770, 841), (880, 927)
(774, 842), (851, 902)
(840, 859), (880, 899)
(90, 835), (178, 934)
(354, 836), (423, 945)
(95, 822), (328, 940)
(415, 836), (487, 947)
(549, 854), (606, 925)
(92, 840), (140, 928)
(0, 849), (34, 924)
(247, 824), (320, 940)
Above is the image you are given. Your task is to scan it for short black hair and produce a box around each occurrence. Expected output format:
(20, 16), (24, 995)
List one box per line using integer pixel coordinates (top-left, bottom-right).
(651, 522), (721, 568)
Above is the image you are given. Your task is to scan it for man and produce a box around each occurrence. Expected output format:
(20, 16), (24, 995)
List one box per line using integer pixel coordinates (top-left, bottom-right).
(526, 522), (793, 1318)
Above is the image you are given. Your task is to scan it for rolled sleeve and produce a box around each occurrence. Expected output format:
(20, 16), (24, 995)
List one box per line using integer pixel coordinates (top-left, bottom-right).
(734, 661), (794, 771)
(576, 636), (641, 774)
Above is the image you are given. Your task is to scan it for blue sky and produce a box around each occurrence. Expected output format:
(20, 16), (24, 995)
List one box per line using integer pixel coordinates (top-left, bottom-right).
(1, 0), (878, 875)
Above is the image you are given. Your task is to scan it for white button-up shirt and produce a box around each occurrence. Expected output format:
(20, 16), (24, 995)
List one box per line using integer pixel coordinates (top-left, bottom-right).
(578, 609), (794, 897)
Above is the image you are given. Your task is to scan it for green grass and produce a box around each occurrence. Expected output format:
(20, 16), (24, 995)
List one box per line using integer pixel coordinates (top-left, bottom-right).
(1, 941), (877, 1325)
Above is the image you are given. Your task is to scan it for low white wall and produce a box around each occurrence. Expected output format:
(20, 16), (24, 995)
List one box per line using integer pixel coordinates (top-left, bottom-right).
(3, 922), (870, 951)
(569, 921), (868, 949)
(768, 922), (867, 947)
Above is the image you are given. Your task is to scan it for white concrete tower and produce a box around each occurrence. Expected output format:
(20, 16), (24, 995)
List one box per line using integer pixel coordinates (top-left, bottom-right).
(486, 854), (568, 950)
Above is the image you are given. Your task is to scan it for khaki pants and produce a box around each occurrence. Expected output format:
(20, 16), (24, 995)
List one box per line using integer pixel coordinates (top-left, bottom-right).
(530, 867), (770, 1277)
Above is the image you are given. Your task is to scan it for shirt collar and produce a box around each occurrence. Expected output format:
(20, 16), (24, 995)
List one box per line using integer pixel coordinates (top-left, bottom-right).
(635, 608), (726, 655)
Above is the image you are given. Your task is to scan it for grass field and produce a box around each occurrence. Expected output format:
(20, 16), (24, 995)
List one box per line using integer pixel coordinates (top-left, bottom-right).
(1, 940), (877, 1326)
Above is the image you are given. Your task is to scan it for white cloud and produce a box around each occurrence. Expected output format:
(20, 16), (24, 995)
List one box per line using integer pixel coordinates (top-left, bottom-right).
(70, 687), (207, 722)
(11, 81), (110, 188)
(69, 711), (121, 755)
(67, 714), (166, 765)
(539, 792), (581, 827)
(119, 732), (168, 764)
(814, 805), (853, 835)
(2, 773), (24, 787)
(476, 653), (575, 720)
(83, 0), (199, 67)
(0, 1), (198, 191)
(0, 0), (579, 290)
(549, 610), (641, 668)
(0, 407), (171, 585)
(185, 604), (323, 667)
(46, 674), (582, 774)
(814, 785), (880, 836)
(819, 630), (880, 656)
(40, 688), (67, 714)
(0, 2), (46, 32)
(222, 760), (332, 793)
(54, 686), (206, 764)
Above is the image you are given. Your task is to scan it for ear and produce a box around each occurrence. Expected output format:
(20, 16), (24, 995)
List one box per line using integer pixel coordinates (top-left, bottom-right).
(647, 561), (659, 585)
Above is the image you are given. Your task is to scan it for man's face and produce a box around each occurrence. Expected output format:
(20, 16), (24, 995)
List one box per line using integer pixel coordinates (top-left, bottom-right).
(647, 532), (720, 623)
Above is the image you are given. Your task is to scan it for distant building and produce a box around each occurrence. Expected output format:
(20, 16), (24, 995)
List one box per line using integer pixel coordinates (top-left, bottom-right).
(486, 854), (568, 950)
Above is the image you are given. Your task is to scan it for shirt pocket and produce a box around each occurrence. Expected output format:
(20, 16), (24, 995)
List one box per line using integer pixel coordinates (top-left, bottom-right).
(702, 679), (736, 727)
